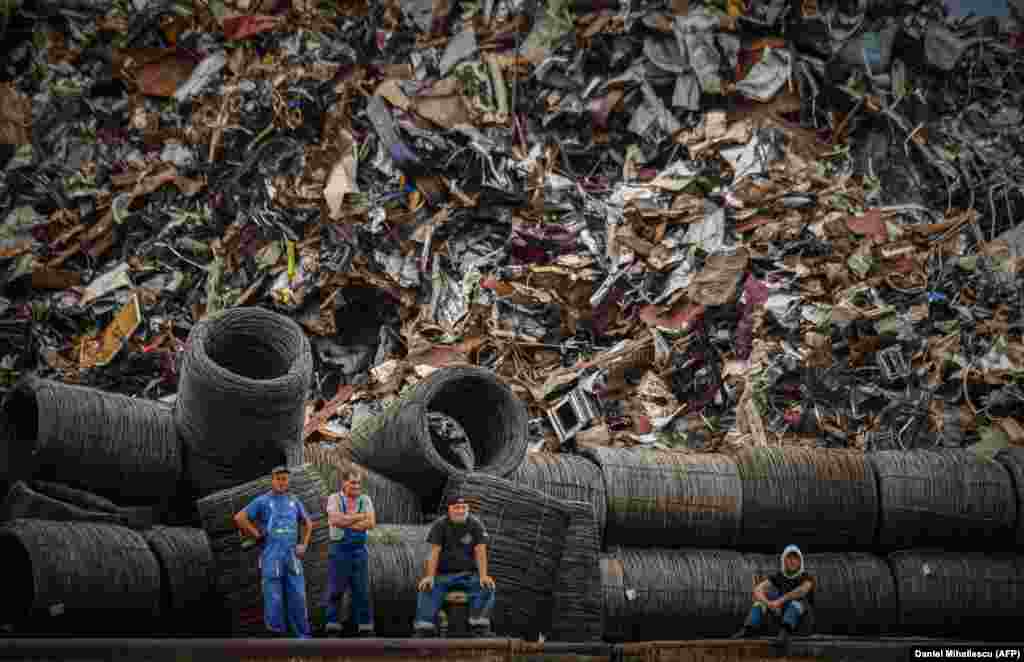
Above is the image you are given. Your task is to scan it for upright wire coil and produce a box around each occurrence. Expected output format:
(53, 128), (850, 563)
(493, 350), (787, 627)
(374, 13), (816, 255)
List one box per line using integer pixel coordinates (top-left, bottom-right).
(582, 447), (742, 549)
(140, 526), (217, 635)
(735, 448), (879, 550)
(362, 525), (432, 636)
(508, 452), (608, 547)
(440, 472), (572, 640)
(550, 500), (603, 642)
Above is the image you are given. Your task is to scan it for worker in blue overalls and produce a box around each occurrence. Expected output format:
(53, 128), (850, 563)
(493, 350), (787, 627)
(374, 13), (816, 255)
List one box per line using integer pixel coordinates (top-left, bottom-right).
(324, 470), (376, 636)
(234, 466), (314, 638)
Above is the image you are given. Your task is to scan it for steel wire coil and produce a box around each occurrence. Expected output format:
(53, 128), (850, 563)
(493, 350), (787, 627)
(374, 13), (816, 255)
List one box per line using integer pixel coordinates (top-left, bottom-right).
(600, 547), (750, 641)
(868, 450), (1018, 549)
(735, 448), (879, 550)
(350, 366), (529, 500)
(996, 449), (1024, 547)
(303, 442), (423, 525)
(183, 443), (290, 500)
(175, 306), (313, 471)
(508, 452), (608, 546)
(440, 472), (572, 640)
(140, 526), (216, 634)
(195, 464), (329, 635)
(888, 551), (1024, 639)
(581, 448), (741, 549)
(1, 480), (156, 529)
(744, 552), (898, 635)
(550, 500), (603, 642)
(0, 519), (161, 635)
(358, 524), (432, 636)
(1, 377), (181, 503)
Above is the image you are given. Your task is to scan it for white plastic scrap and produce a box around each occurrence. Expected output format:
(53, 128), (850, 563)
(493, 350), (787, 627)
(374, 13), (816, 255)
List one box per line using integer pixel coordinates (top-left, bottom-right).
(173, 51), (227, 103)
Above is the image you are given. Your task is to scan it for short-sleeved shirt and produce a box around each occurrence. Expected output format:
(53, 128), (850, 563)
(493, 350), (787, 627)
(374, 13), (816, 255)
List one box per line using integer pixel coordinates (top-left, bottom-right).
(326, 493), (374, 542)
(427, 514), (489, 575)
(244, 491), (309, 541)
(769, 572), (816, 606)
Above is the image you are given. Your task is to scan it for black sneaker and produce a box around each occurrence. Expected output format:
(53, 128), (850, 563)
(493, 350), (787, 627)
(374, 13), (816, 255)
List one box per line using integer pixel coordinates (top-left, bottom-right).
(731, 626), (751, 639)
(356, 629), (376, 638)
(774, 627), (790, 649)
(413, 628), (434, 639)
(471, 625), (495, 638)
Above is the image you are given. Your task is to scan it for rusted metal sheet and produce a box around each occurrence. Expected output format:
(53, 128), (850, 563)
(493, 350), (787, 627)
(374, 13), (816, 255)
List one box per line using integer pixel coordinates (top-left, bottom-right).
(622, 639), (813, 662)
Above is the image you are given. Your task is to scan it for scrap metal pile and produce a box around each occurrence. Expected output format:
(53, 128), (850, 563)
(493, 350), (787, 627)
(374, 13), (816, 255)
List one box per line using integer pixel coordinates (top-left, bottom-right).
(0, 0), (1022, 455)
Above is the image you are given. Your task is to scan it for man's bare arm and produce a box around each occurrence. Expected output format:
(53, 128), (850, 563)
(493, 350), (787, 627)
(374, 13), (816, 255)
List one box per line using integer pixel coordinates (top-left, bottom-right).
(424, 545), (441, 578)
(474, 544), (488, 578)
(351, 510), (376, 531)
(326, 496), (364, 527)
(234, 511), (262, 539)
(781, 579), (814, 603)
(301, 516), (313, 547)
(753, 579), (772, 603)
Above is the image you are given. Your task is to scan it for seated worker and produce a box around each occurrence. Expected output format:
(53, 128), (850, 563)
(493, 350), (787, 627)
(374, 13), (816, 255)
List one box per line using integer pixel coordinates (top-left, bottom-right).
(412, 494), (496, 638)
(733, 544), (815, 649)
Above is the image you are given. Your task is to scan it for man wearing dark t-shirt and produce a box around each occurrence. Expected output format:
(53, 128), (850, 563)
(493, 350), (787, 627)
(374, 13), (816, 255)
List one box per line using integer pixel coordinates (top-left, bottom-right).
(413, 494), (497, 638)
(733, 544), (815, 650)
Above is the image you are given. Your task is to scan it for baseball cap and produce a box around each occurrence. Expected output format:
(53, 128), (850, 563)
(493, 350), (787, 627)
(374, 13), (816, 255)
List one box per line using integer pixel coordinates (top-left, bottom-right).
(271, 466), (290, 475)
(445, 494), (467, 507)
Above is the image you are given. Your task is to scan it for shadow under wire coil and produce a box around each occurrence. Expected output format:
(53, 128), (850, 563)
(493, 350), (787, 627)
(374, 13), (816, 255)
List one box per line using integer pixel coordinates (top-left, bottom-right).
(508, 451), (608, 546)
(996, 449), (1024, 547)
(195, 463), (329, 636)
(1, 480), (156, 529)
(888, 551), (1024, 640)
(303, 442), (423, 525)
(440, 472), (572, 640)
(0, 519), (161, 634)
(140, 526), (216, 634)
(175, 306), (313, 468)
(744, 552), (898, 635)
(868, 450), (1018, 549)
(600, 547), (750, 642)
(581, 447), (741, 549)
(550, 500), (603, 643)
(1, 377), (181, 503)
(349, 366), (529, 500)
(735, 448), (879, 551)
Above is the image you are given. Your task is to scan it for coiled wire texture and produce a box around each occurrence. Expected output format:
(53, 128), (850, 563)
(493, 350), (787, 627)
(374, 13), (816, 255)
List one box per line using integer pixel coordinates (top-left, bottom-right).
(140, 525), (216, 634)
(550, 500), (603, 642)
(508, 451), (608, 547)
(996, 448), (1024, 547)
(1, 480), (156, 529)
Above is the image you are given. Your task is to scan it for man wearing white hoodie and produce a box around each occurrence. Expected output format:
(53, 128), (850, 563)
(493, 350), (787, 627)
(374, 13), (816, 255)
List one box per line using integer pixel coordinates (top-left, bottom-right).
(732, 544), (815, 649)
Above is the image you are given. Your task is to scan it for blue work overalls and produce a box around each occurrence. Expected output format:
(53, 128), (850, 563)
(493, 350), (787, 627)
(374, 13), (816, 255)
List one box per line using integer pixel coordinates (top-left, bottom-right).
(244, 491), (311, 638)
(325, 494), (373, 632)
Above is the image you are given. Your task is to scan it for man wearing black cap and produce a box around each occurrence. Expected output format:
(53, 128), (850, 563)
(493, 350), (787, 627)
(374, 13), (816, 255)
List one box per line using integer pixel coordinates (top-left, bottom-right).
(234, 466), (314, 638)
(413, 494), (496, 638)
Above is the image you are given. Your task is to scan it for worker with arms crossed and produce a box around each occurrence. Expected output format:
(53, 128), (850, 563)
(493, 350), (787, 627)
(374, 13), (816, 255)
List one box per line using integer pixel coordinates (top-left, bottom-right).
(233, 466), (313, 638)
(324, 470), (376, 636)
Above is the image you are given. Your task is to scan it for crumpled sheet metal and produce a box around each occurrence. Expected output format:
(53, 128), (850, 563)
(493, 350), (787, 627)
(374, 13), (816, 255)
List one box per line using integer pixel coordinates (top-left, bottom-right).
(0, 0), (1022, 458)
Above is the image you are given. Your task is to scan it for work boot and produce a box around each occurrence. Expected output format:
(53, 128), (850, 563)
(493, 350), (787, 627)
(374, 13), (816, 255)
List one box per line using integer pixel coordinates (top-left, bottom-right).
(774, 626), (791, 650)
(413, 627), (434, 639)
(356, 627), (376, 638)
(731, 625), (752, 639)
(324, 622), (342, 637)
(471, 624), (495, 638)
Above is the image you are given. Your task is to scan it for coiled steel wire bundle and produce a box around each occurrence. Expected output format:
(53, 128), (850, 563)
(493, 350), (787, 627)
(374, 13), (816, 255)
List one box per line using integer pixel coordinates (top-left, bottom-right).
(508, 452), (608, 546)
(888, 551), (1024, 639)
(303, 442), (423, 525)
(1, 377), (181, 503)
(0, 519), (161, 635)
(743, 552), (898, 635)
(996, 449), (1024, 547)
(735, 448), (879, 550)
(350, 366), (529, 501)
(440, 472), (572, 640)
(550, 500), (603, 642)
(581, 447), (742, 549)
(1, 480), (156, 529)
(357, 525), (432, 637)
(140, 526), (217, 635)
(175, 307), (313, 496)
(868, 450), (1018, 549)
(195, 464), (329, 636)
(600, 548), (750, 641)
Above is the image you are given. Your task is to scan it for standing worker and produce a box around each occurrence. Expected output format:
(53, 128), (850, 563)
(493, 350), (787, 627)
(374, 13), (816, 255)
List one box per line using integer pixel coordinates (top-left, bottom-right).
(324, 470), (376, 636)
(234, 466), (313, 639)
